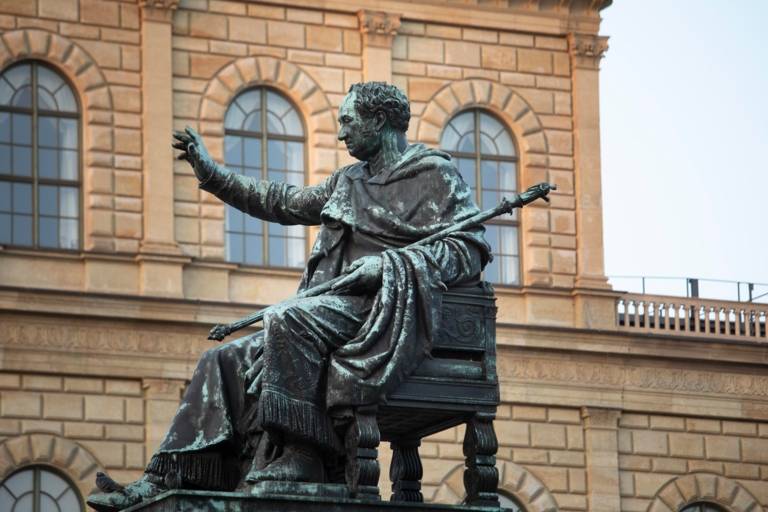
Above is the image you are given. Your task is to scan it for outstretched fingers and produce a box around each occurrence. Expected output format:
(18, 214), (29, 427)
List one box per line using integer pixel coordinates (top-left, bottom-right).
(185, 126), (201, 142)
(173, 130), (191, 143)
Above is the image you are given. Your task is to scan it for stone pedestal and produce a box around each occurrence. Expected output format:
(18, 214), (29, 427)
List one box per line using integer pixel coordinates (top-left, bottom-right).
(123, 489), (512, 512)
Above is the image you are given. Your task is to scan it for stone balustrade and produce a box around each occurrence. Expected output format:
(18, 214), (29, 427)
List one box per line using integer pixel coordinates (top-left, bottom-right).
(617, 294), (768, 341)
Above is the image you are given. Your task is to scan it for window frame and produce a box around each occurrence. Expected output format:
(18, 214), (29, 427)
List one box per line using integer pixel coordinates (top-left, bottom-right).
(0, 464), (84, 512)
(442, 108), (522, 286)
(0, 59), (82, 252)
(223, 86), (309, 269)
(679, 503), (728, 512)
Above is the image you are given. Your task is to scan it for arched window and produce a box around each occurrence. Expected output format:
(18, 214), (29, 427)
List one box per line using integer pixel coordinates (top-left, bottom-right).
(680, 503), (727, 512)
(441, 109), (519, 285)
(0, 465), (83, 511)
(0, 61), (80, 249)
(223, 87), (306, 268)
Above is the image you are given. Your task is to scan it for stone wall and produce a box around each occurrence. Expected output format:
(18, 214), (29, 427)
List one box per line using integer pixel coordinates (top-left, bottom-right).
(0, 372), (145, 483)
(618, 413), (768, 511)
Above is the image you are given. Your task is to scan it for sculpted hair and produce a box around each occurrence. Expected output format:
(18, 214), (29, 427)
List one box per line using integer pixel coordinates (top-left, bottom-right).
(349, 82), (411, 132)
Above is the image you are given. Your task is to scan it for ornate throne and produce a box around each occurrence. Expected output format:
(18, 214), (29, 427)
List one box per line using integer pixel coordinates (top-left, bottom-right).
(344, 281), (500, 506)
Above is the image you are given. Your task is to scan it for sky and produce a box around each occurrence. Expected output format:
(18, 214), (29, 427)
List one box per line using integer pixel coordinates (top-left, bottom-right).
(599, 1), (768, 300)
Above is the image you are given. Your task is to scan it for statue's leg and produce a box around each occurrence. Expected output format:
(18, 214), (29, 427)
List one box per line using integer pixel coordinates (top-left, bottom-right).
(88, 333), (264, 511)
(249, 294), (372, 482)
(146, 332), (266, 489)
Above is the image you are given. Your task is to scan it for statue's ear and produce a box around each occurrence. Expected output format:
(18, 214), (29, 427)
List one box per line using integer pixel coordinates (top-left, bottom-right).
(374, 109), (387, 131)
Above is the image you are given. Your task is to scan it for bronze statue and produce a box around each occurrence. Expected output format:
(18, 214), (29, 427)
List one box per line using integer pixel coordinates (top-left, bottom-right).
(87, 82), (550, 511)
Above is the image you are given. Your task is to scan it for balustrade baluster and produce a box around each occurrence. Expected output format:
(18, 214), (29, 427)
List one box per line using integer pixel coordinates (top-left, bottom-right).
(614, 293), (767, 342)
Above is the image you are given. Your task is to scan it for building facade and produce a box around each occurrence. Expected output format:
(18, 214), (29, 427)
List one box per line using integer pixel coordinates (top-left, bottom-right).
(0, 0), (767, 511)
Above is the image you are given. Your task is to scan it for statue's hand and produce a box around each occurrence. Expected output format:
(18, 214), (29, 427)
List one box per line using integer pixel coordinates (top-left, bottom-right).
(172, 127), (215, 182)
(331, 255), (383, 295)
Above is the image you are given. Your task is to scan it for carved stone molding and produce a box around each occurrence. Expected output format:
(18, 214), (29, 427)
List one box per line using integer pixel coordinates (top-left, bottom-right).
(357, 10), (401, 48)
(568, 33), (609, 70)
(139, 0), (180, 23)
(504, 356), (768, 399)
(1, 318), (209, 358)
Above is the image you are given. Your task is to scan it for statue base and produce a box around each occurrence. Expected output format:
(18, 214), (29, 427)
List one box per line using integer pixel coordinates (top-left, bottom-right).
(122, 488), (509, 512)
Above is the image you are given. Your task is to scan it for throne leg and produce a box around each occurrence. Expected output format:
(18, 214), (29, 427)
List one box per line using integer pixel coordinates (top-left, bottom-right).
(390, 439), (423, 502)
(463, 412), (499, 507)
(345, 405), (380, 500)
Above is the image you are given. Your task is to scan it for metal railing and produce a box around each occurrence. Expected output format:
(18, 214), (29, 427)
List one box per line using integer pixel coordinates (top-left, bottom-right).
(616, 294), (767, 341)
(609, 276), (768, 304)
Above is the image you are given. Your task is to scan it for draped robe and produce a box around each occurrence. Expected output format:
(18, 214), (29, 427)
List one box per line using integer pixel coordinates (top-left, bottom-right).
(145, 144), (491, 489)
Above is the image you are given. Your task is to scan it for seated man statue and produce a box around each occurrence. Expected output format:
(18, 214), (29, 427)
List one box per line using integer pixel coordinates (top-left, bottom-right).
(87, 82), (490, 511)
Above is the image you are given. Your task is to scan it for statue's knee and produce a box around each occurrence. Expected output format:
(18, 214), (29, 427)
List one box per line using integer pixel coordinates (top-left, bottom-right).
(199, 342), (232, 366)
(263, 302), (296, 332)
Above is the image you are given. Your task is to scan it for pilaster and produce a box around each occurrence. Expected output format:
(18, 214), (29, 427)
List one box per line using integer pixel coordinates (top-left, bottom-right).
(581, 407), (621, 512)
(143, 378), (186, 461)
(138, 0), (186, 297)
(357, 10), (401, 83)
(569, 33), (610, 291)
(139, 0), (181, 257)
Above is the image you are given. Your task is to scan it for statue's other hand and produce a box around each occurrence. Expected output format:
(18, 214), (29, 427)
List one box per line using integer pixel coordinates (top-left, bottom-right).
(331, 255), (383, 295)
(172, 127), (214, 182)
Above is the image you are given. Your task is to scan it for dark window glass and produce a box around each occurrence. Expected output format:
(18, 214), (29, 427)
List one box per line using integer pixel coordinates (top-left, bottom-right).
(441, 109), (519, 285)
(223, 88), (305, 268)
(0, 61), (80, 250)
(680, 503), (728, 512)
(0, 466), (83, 511)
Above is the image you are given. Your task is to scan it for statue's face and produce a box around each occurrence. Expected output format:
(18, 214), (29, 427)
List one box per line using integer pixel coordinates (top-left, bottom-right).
(337, 91), (381, 161)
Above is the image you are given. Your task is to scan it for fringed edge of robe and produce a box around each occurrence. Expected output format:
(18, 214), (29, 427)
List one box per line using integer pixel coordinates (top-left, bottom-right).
(256, 385), (342, 453)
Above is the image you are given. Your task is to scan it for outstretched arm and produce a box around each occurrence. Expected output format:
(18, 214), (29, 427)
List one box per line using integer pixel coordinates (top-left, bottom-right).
(173, 127), (333, 225)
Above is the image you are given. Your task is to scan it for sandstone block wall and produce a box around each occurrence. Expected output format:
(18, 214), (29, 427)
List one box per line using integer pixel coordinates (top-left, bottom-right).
(0, 371), (145, 484)
(618, 413), (768, 511)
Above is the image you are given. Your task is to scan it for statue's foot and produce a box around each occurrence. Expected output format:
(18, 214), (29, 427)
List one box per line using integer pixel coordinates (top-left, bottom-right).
(87, 473), (165, 512)
(245, 443), (326, 484)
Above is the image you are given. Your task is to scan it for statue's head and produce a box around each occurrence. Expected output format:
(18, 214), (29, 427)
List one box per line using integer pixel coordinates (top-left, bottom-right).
(337, 82), (410, 161)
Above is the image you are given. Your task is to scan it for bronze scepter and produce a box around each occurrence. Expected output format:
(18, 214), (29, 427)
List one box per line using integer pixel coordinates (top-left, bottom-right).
(207, 182), (556, 342)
